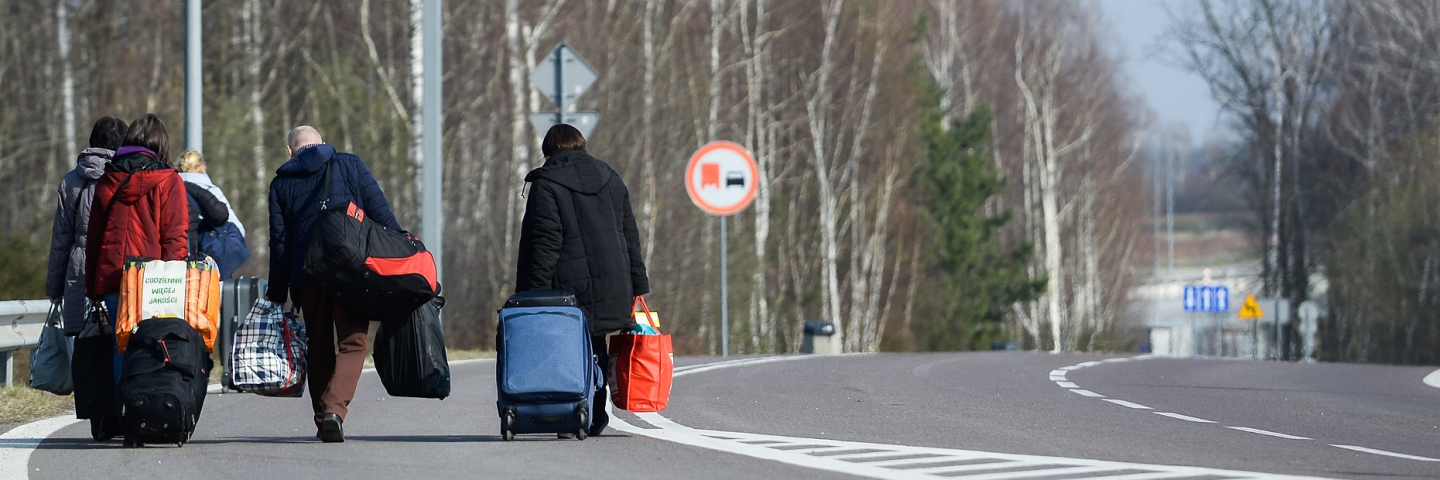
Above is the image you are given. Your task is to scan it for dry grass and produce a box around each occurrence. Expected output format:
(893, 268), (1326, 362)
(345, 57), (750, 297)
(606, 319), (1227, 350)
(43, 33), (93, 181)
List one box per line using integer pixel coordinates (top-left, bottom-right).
(0, 386), (72, 424)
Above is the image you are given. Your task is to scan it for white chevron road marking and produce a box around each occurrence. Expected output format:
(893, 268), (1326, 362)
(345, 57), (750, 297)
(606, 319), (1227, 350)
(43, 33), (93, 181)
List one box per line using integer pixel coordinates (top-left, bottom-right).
(613, 354), (1337, 480)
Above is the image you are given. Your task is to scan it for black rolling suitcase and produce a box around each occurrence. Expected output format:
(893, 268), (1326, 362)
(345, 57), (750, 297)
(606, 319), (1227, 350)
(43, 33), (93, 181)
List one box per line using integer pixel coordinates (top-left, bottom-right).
(118, 317), (211, 447)
(220, 277), (267, 391)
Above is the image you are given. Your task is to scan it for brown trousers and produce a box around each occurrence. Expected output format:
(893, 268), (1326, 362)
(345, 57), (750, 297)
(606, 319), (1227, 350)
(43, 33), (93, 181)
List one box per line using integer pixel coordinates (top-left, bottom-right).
(298, 284), (370, 422)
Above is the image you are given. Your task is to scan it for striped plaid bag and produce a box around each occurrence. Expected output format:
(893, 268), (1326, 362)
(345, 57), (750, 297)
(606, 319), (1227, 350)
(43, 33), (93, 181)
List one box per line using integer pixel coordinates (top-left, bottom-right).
(229, 298), (307, 397)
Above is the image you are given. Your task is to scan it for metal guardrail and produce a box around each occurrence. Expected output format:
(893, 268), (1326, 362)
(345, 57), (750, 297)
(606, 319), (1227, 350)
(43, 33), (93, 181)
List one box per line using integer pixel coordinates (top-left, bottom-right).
(0, 299), (52, 387)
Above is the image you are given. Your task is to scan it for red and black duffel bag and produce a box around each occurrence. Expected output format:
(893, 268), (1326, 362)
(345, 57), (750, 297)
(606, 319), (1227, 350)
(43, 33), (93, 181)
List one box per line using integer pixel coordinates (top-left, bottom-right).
(302, 159), (438, 320)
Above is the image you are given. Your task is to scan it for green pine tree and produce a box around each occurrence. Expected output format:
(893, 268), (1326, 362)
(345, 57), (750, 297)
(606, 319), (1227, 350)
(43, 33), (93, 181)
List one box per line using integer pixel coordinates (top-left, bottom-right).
(913, 79), (1045, 351)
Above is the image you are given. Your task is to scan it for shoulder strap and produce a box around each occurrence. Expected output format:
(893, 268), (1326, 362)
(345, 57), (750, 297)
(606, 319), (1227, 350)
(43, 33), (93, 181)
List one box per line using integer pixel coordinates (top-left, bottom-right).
(319, 158), (334, 211)
(102, 172), (136, 217)
(69, 181), (89, 231)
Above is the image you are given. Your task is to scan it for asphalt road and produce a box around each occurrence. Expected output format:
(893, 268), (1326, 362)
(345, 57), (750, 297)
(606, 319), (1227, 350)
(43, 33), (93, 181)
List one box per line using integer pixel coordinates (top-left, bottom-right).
(15, 352), (1440, 479)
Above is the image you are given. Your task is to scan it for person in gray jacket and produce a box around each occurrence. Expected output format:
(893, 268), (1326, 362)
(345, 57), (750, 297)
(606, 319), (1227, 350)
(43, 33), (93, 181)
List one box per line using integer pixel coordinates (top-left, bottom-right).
(46, 116), (128, 335)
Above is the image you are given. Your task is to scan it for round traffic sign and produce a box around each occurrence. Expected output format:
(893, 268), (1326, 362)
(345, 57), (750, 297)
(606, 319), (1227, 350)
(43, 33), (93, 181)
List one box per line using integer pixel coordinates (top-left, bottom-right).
(685, 141), (758, 216)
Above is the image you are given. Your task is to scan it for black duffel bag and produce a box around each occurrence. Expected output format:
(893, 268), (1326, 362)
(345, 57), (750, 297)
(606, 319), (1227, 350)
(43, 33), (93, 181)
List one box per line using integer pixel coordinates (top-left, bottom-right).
(373, 294), (451, 399)
(302, 159), (439, 319)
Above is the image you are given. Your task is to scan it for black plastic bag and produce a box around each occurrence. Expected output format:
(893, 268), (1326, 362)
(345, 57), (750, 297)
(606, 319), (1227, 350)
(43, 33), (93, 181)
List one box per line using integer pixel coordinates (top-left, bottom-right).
(72, 304), (116, 419)
(373, 295), (451, 399)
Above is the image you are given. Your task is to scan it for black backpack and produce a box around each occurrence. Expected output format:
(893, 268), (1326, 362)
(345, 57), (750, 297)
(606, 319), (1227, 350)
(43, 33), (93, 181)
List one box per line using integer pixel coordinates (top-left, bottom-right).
(118, 317), (212, 447)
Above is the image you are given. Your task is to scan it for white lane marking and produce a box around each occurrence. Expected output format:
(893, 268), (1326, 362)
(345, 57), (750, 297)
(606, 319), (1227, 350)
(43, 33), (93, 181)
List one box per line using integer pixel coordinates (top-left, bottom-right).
(956, 465), (1128, 480)
(1331, 445), (1440, 462)
(613, 411), (1335, 479)
(1423, 369), (1440, 390)
(1060, 356), (1440, 464)
(1055, 381), (1078, 388)
(1102, 399), (1153, 410)
(1227, 426), (1310, 440)
(1048, 370), (1067, 377)
(615, 355), (1336, 479)
(0, 415), (82, 479)
(1048, 376), (1067, 382)
(1068, 389), (1105, 398)
(1153, 412), (1216, 423)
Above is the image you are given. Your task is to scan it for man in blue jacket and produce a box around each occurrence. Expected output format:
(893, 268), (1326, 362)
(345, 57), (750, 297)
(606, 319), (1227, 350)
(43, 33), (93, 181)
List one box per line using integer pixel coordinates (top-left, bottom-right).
(267, 125), (401, 443)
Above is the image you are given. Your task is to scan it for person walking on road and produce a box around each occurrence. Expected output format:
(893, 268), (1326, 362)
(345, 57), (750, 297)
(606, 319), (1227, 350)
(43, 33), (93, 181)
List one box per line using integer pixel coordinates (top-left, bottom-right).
(515, 124), (651, 438)
(47, 116), (126, 440)
(47, 116), (126, 336)
(178, 150), (250, 278)
(177, 149), (246, 237)
(86, 112), (190, 317)
(82, 113), (189, 440)
(267, 125), (402, 443)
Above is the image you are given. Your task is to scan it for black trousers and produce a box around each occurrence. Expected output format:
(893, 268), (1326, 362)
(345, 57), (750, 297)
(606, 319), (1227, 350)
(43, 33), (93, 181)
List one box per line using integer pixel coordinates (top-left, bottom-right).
(591, 334), (612, 421)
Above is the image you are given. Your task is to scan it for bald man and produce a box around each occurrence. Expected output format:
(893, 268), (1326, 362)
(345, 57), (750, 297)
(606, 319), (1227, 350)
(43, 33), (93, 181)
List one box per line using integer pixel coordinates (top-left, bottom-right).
(267, 125), (402, 442)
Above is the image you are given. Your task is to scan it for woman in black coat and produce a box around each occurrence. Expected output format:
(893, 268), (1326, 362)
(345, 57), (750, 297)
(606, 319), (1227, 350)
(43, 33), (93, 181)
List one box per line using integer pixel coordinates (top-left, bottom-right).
(184, 181), (229, 256)
(515, 124), (650, 437)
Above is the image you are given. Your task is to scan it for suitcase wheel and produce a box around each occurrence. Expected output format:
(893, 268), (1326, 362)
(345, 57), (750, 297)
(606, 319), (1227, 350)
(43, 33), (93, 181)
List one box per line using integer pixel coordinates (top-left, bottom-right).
(574, 405), (588, 441)
(501, 410), (515, 442)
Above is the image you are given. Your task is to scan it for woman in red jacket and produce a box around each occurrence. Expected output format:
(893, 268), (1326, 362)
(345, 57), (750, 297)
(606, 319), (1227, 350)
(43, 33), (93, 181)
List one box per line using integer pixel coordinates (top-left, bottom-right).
(82, 113), (188, 440)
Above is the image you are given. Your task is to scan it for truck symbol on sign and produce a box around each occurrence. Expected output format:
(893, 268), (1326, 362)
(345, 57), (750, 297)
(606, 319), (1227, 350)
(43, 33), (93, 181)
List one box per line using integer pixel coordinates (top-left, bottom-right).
(725, 171), (745, 188)
(701, 163), (720, 188)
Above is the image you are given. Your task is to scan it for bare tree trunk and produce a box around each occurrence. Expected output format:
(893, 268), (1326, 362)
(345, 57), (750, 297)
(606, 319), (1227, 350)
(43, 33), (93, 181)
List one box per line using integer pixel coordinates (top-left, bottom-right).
(58, 2), (75, 162)
(806, 0), (846, 351)
(246, 0), (269, 257)
(410, 0), (425, 208)
(740, 0), (774, 351)
(504, 0), (530, 263)
(641, 0), (659, 269)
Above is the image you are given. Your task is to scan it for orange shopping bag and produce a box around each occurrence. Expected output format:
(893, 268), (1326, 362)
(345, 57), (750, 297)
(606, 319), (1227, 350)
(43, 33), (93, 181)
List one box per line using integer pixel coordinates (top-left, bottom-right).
(608, 296), (673, 412)
(116, 256), (220, 353)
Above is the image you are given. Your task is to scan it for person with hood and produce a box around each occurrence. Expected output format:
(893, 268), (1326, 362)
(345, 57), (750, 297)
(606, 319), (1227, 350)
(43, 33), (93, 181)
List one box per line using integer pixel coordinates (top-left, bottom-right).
(267, 125), (401, 443)
(515, 124), (650, 438)
(177, 149), (245, 237)
(82, 113), (187, 442)
(47, 116), (127, 336)
(85, 113), (189, 318)
(177, 150), (250, 277)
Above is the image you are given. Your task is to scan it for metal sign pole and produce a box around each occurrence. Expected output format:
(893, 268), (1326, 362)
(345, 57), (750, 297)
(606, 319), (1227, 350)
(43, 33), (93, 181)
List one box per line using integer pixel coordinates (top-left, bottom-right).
(720, 216), (729, 358)
(185, 0), (202, 152)
(554, 46), (565, 126)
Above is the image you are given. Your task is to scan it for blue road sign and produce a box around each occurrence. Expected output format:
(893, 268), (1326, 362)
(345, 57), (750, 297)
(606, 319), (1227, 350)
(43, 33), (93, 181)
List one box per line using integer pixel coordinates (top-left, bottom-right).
(1183, 285), (1230, 313)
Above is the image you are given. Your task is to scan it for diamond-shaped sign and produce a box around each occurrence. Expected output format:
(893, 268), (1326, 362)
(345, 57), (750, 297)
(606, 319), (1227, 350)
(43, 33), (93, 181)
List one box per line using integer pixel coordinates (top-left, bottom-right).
(529, 42), (599, 113)
(530, 111), (600, 142)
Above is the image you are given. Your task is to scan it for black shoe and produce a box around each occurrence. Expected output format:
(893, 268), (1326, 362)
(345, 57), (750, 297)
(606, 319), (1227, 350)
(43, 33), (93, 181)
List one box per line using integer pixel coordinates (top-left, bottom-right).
(90, 418), (113, 442)
(588, 409), (609, 437)
(318, 413), (345, 443)
(91, 414), (124, 442)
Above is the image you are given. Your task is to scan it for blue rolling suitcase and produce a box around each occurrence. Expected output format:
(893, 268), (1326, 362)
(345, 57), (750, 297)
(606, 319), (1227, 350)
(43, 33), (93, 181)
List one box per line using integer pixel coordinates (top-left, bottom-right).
(496, 290), (601, 441)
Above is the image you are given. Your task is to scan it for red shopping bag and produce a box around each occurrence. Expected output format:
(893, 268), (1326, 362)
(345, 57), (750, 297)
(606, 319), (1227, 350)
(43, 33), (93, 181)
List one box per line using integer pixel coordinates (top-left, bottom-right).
(609, 297), (673, 412)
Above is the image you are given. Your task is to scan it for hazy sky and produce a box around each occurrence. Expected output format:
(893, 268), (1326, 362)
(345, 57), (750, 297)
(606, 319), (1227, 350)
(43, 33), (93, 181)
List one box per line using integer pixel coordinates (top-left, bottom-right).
(1095, 0), (1222, 145)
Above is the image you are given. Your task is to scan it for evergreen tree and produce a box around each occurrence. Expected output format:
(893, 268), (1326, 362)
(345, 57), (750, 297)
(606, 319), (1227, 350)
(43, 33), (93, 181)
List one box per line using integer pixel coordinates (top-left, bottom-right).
(913, 80), (1044, 351)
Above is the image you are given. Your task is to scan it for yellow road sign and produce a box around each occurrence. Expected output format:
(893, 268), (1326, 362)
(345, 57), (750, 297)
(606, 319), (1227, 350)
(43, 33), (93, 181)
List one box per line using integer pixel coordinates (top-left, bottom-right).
(1238, 294), (1264, 320)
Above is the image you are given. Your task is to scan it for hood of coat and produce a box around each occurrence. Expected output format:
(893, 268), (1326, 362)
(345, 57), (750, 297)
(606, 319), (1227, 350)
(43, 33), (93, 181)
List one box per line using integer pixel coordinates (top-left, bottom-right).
(178, 171), (215, 187)
(75, 147), (113, 181)
(276, 144), (336, 176)
(107, 148), (177, 205)
(524, 150), (612, 195)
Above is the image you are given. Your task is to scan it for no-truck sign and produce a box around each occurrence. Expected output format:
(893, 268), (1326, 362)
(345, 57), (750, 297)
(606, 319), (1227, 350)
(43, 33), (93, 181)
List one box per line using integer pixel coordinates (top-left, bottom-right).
(685, 141), (758, 216)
